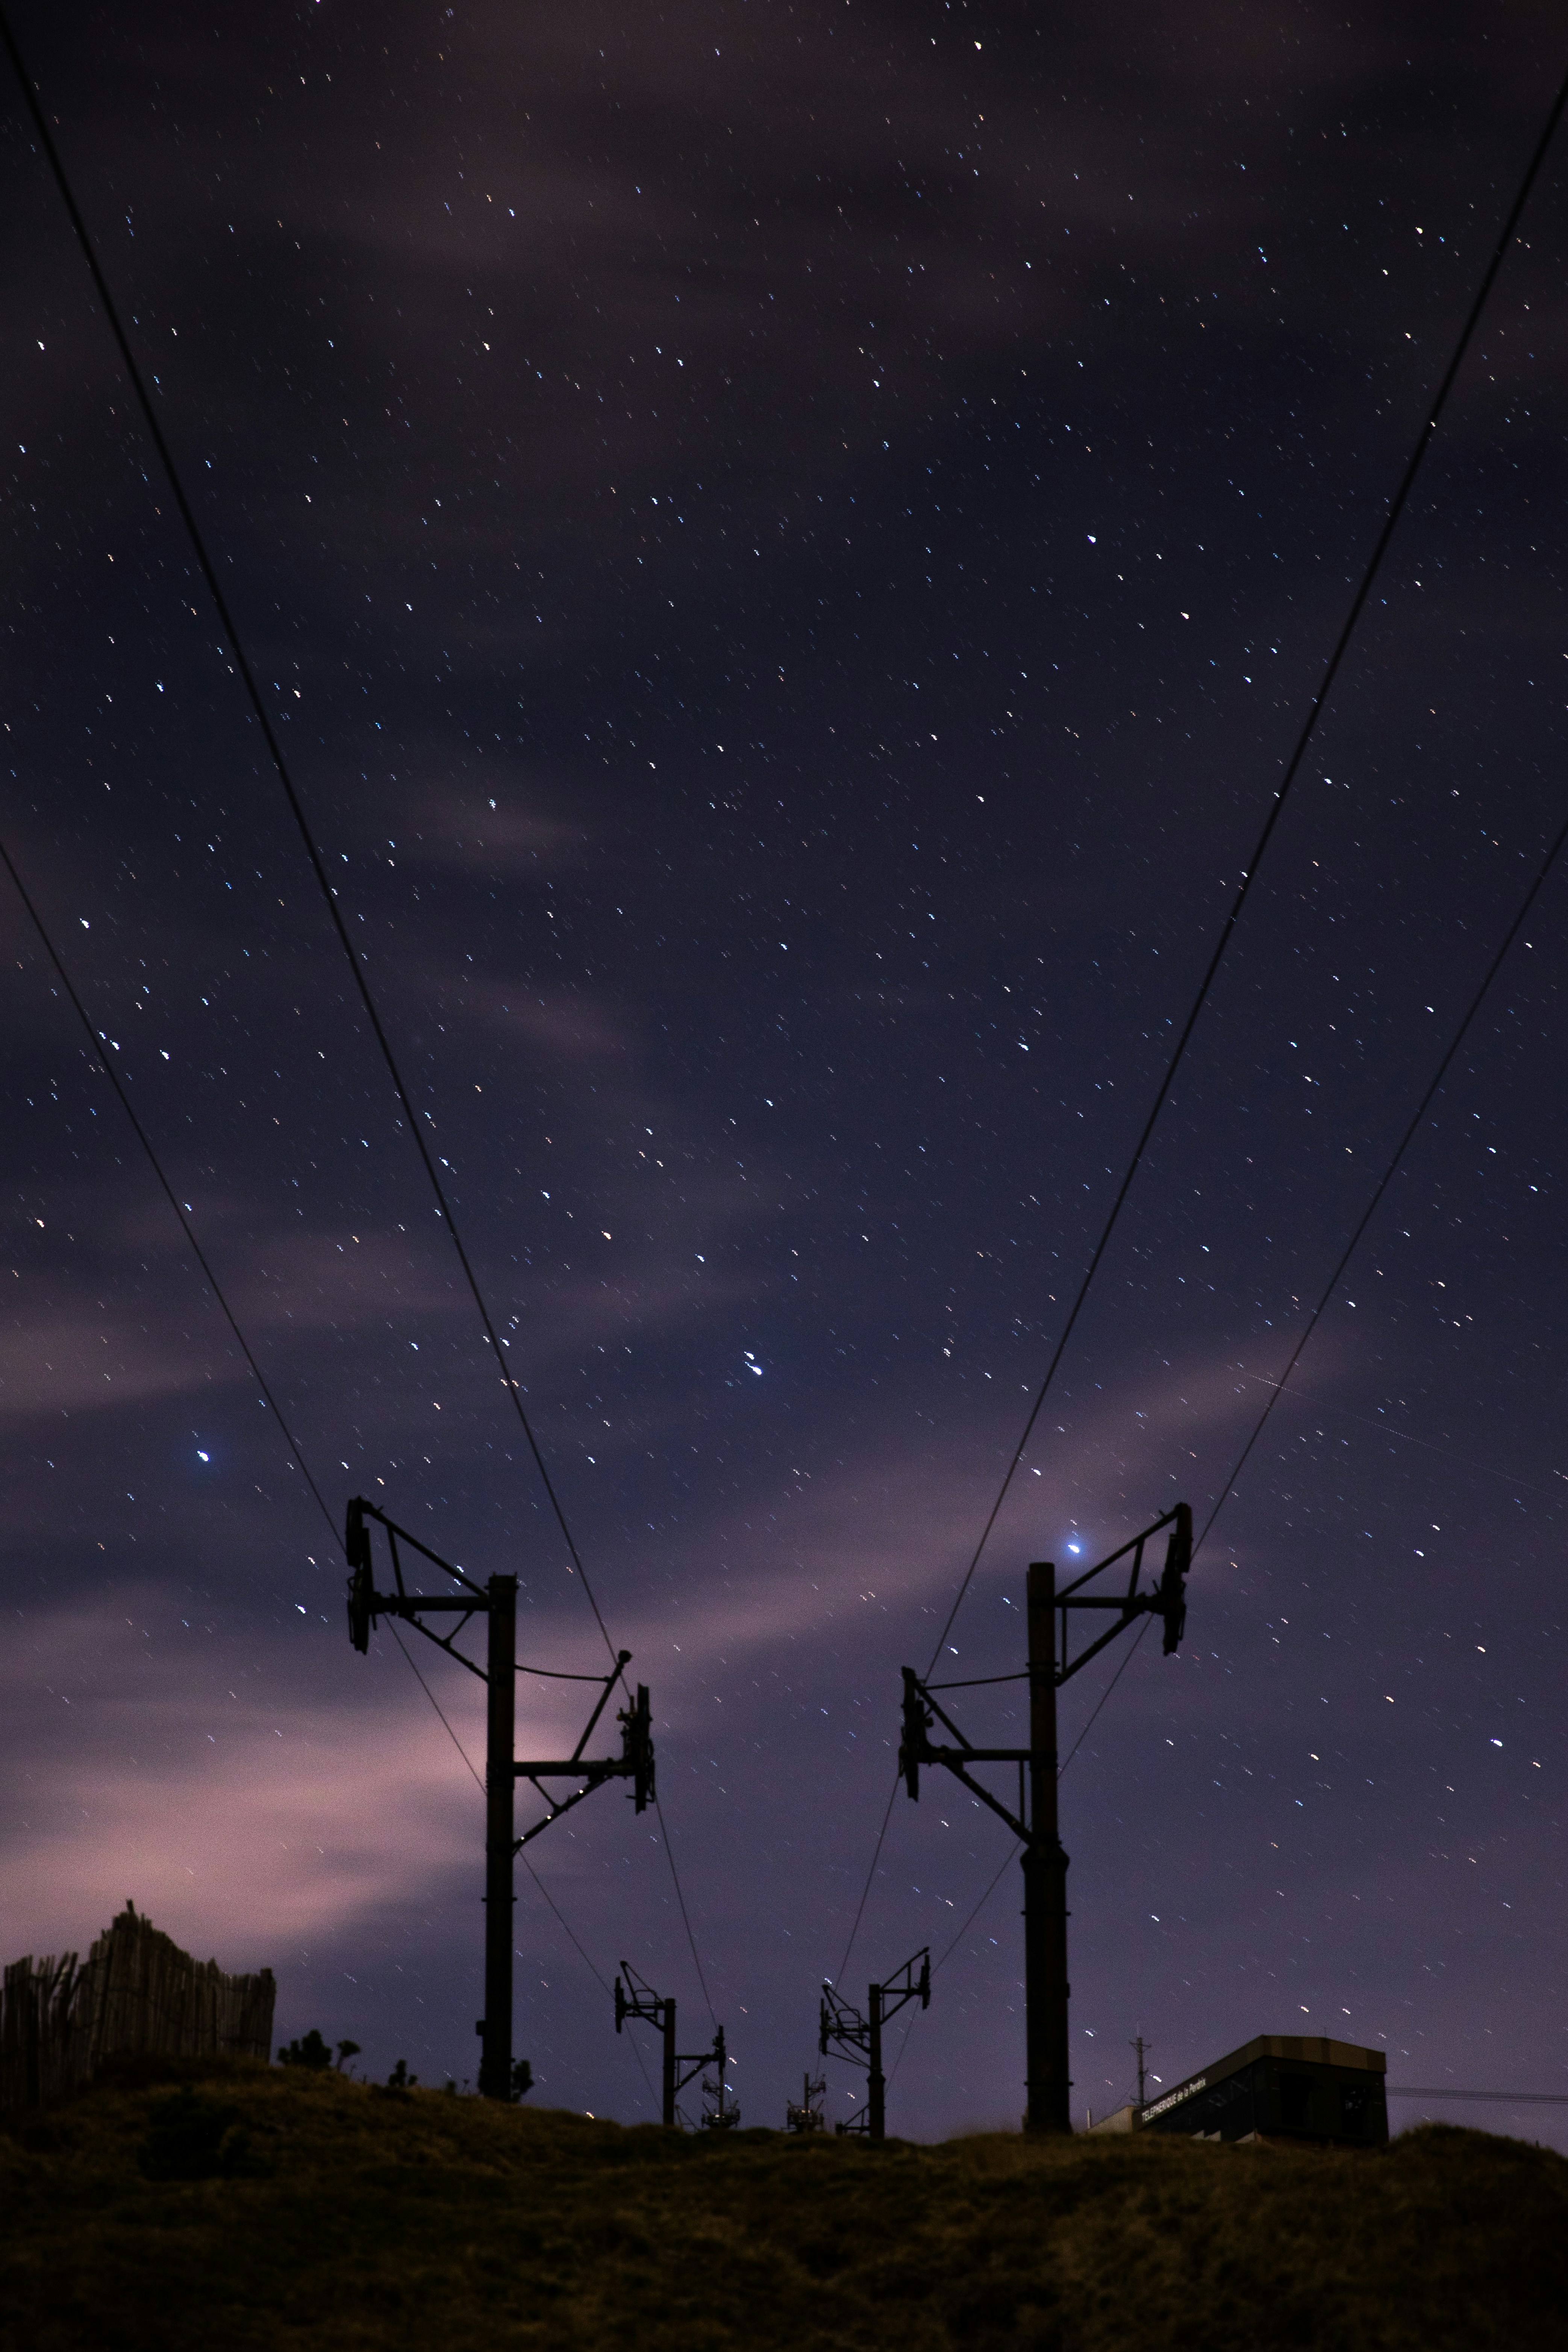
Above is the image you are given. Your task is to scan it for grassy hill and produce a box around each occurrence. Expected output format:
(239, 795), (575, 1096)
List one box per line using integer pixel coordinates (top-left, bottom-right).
(1, 2061), (1562, 2350)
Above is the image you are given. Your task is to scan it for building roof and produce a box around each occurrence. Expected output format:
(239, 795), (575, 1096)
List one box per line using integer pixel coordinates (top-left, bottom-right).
(1139, 2035), (1385, 2124)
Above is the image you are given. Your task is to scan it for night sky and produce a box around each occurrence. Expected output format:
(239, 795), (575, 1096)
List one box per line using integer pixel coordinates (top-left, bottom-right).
(5, 1), (1566, 2147)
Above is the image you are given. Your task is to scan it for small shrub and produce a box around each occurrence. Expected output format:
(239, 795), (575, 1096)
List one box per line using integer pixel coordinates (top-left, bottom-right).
(277, 2029), (333, 2072)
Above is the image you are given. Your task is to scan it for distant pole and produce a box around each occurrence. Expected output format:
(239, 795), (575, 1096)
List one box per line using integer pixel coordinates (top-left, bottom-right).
(868, 1980), (885, 2143)
(711, 2023), (730, 2126)
(479, 1573), (517, 2101)
(1131, 2031), (1150, 2109)
(662, 1995), (677, 2129)
(1024, 1560), (1070, 2134)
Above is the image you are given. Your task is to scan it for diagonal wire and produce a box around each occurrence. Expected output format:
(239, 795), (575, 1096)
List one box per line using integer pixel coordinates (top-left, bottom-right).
(880, 1621), (1157, 2091)
(923, 53), (1568, 1672)
(834, 1776), (900, 1981)
(654, 1794), (718, 2025)
(882, 1624), (1151, 2090)
(834, 54), (1568, 1990)
(1192, 801), (1568, 1563)
(3, 813), (661, 2103)
(873, 767), (1568, 1993)
(1385, 2087), (1568, 2105)
(932, 1843), (1021, 1981)
(882, 1841), (1020, 2096)
(1239, 1371), (1567, 1507)
(0, 837), (338, 1545)
(892, 690), (1568, 2032)
(0, 8), (616, 1663)
(389, 1622), (485, 1791)
(842, 1615), (1150, 1982)
(1058, 1617), (1151, 1776)
(3, 11), (718, 2017)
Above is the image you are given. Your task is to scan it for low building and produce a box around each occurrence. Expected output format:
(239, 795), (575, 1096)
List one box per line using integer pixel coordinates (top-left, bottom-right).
(1130, 2033), (1387, 2148)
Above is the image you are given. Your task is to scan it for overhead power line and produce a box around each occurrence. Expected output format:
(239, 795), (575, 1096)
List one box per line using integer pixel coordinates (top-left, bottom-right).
(1386, 2086), (1568, 2105)
(0, 858), (642, 2098)
(868, 609), (1568, 2055)
(0, 838), (339, 1548)
(836, 55), (1568, 1986)
(1193, 800), (1568, 1562)
(924, 52), (1568, 1668)
(861, 791), (1568, 1996)
(0, 10), (615, 1661)
(2, 12), (715, 2022)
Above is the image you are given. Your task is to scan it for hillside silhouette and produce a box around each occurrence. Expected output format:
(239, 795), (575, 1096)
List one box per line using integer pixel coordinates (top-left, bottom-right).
(1, 2061), (1561, 2349)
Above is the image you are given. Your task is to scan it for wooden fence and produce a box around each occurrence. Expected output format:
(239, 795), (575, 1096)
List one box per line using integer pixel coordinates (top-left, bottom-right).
(0, 1903), (275, 2111)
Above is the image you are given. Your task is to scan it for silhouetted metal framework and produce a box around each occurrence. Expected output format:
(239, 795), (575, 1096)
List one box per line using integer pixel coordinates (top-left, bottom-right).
(697, 2049), (741, 2129)
(346, 1498), (654, 2102)
(784, 2071), (828, 2134)
(614, 1962), (734, 2128)
(899, 1502), (1191, 2134)
(820, 1947), (929, 2142)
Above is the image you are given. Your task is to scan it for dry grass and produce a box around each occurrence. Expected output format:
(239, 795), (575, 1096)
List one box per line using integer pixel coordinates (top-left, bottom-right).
(1, 2060), (1562, 2349)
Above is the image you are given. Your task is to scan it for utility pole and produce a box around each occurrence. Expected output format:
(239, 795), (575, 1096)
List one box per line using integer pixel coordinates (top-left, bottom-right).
(819, 1948), (929, 2142)
(697, 2026), (740, 2130)
(1024, 1557), (1067, 2143)
(1130, 2031), (1151, 2110)
(484, 1569), (516, 2104)
(785, 2072), (827, 2133)
(615, 1963), (677, 2127)
(900, 1502), (1190, 2135)
(614, 1964), (733, 2129)
(347, 1498), (655, 2104)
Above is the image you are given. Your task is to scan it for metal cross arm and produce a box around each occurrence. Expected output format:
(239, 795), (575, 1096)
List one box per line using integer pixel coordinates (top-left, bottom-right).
(1052, 1500), (1191, 1675)
(819, 1983), (872, 2067)
(345, 1495), (492, 1670)
(820, 1949), (929, 2143)
(819, 1949), (929, 2066)
(615, 1962), (667, 2037)
(673, 2024), (728, 2107)
(514, 1671), (654, 1848)
(899, 1673), (1028, 1807)
(614, 1962), (723, 2127)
